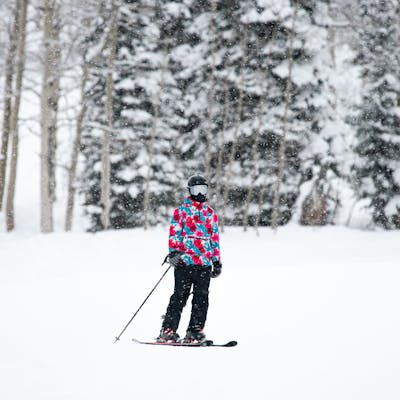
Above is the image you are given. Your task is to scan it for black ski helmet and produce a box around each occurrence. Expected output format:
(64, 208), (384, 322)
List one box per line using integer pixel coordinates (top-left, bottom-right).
(187, 174), (208, 202)
(187, 174), (208, 188)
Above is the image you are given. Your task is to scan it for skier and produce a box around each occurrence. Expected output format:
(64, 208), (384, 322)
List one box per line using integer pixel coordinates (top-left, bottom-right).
(157, 174), (222, 343)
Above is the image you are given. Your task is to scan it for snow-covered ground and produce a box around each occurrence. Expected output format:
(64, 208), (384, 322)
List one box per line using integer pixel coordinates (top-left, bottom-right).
(1, 226), (399, 400)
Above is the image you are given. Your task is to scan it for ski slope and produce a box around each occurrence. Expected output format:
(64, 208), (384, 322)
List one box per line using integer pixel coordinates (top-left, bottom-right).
(1, 226), (399, 400)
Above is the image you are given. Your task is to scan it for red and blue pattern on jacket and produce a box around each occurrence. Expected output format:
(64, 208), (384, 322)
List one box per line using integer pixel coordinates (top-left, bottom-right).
(169, 197), (221, 267)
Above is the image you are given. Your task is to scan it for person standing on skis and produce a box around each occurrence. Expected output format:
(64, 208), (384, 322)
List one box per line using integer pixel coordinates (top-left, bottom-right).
(157, 174), (222, 343)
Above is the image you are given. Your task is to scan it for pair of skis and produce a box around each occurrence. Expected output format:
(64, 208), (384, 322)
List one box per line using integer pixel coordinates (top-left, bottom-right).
(132, 338), (237, 348)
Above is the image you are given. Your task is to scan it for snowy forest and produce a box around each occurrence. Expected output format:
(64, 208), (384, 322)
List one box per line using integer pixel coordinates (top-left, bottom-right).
(1, 0), (400, 233)
(2, 3), (400, 399)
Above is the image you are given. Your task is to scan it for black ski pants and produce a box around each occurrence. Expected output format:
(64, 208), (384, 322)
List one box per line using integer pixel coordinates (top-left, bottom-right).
(162, 266), (211, 333)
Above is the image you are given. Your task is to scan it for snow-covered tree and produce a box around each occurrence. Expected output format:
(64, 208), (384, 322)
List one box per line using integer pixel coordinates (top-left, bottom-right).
(79, 0), (354, 231)
(208, 0), (326, 227)
(296, 0), (359, 226)
(352, 0), (400, 229)
(81, 0), (189, 231)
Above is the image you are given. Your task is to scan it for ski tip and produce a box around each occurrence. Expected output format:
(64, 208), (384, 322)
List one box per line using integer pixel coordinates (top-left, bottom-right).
(225, 340), (238, 347)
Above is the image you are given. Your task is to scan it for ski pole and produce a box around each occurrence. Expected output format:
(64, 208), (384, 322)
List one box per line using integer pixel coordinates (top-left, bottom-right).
(114, 256), (172, 343)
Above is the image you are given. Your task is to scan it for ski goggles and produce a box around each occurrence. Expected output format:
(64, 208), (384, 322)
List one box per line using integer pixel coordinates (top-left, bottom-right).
(189, 184), (208, 196)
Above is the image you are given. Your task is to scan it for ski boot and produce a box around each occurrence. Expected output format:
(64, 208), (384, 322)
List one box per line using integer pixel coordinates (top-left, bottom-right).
(156, 328), (180, 343)
(183, 327), (206, 344)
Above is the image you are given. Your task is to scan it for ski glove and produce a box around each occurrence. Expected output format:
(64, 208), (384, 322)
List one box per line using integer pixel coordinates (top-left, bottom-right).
(211, 261), (222, 278)
(168, 251), (185, 268)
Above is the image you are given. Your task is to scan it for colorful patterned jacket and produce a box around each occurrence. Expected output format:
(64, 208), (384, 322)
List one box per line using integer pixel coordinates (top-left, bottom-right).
(168, 196), (221, 267)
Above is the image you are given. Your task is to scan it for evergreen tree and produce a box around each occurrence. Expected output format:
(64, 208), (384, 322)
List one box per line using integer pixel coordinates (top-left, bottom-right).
(205, 0), (326, 226)
(81, 0), (188, 231)
(80, 0), (334, 230)
(297, 0), (358, 226)
(352, 0), (400, 229)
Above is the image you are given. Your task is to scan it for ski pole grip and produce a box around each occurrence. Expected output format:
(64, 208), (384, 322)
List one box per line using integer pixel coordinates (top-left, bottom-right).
(162, 254), (169, 265)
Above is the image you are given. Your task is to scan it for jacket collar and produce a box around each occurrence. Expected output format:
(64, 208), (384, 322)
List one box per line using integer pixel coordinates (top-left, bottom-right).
(184, 196), (207, 210)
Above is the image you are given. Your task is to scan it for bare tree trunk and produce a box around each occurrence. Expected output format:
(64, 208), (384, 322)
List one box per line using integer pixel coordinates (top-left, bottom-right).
(205, 0), (217, 187)
(243, 82), (265, 231)
(65, 21), (112, 232)
(300, 187), (329, 226)
(101, 3), (118, 230)
(220, 31), (247, 232)
(254, 174), (268, 236)
(5, 0), (28, 231)
(214, 81), (229, 208)
(327, 4), (338, 111)
(48, 22), (61, 205)
(0, 4), (19, 211)
(143, 51), (166, 229)
(40, 0), (61, 233)
(271, 5), (298, 231)
(345, 198), (358, 227)
(300, 166), (330, 225)
(64, 62), (88, 232)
